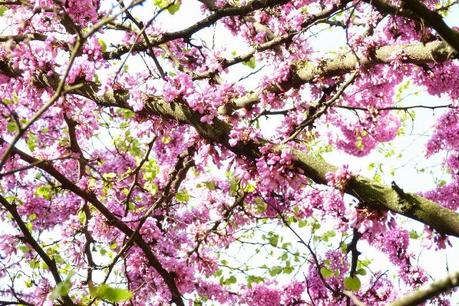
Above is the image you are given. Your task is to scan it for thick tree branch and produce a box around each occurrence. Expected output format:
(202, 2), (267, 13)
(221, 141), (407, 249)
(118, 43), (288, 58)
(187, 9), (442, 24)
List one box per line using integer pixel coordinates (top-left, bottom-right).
(389, 270), (459, 306)
(0, 33), (47, 42)
(2, 42), (459, 236)
(64, 86), (459, 237)
(219, 40), (457, 114)
(369, 0), (459, 52)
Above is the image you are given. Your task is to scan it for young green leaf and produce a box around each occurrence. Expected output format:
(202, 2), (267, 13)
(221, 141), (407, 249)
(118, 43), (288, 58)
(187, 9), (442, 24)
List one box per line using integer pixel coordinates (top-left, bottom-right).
(91, 284), (133, 303)
(344, 276), (361, 292)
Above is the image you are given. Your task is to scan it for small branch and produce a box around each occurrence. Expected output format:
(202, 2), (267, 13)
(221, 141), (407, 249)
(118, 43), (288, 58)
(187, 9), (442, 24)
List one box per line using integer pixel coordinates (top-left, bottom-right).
(64, 114), (88, 178)
(0, 155), (71, 178)
(282, 70), (358, 144)
(0, 33), (47, 42)
(0, 195), (76, 305)
(115, 0), (166, 79)
(0, 140), (186, 306)
(343, 291), (367, 306)
(272, 204), (343, 297)
(347, 228), (362, 277)
(336, 103), (458, 112)
(105, 0), (292, 60)
(0, 38), (84, 172)
(123, 137), (156, 215)
(81, 203), (96, 285)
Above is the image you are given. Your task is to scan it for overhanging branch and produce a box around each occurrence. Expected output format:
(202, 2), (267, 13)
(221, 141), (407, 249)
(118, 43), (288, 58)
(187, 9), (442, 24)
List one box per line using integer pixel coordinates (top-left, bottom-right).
(1, 42), (459, 236)
(389, 270), (459, 306)
(369, 0), (459, 53)
(220, 40), (457, 114)
(104, 0), (292, 60)
(82, 88), (459, 237)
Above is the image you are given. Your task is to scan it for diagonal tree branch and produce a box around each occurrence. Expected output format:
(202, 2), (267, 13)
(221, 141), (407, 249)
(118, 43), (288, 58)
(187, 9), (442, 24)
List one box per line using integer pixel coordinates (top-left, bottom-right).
(369, 0), (459, 52)
(104, 0), (292, 60)
(389, 270), (459, 306)
(219, 40), (457, 114)
(0, 195), (76, 305)
(61, 85), (459, 237)
(0, 140), (185, 306)
(2, 42), (459, 236)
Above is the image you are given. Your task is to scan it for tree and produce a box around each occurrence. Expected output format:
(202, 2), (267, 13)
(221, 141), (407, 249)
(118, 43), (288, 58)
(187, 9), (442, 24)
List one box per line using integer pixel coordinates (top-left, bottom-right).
(0, 0), (458, 304)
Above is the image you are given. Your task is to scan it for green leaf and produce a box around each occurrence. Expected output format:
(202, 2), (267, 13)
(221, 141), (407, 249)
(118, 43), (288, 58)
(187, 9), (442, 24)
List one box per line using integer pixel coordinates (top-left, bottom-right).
(356, 268), (367, 276)
(99, 247), (107, 255)
(344, 276), (361, 292)
(176, 190), (190, 203)
(26, 133), (38, 151)
(355, 137), (364, 150)
(103, 172), (116, 180)
(98, 39), (107, 52)
(25, 278), (33, 288)
(243, 182), (256, 193)
(36, 185), (52, 200)
(25, 221), (33, 232)
(283, 265), (294, 274)
(409, 230), (420, 239)
(201, 181), (216, 190)
(167, 2), (181, 14)
(311, 220), (321, 231)
(220, 275), (237, 285)
(91, 284), (133, 303)
(144, 159), (159, 181)
(153, 0), (180, 14)
(120, 109), (135, 119)
(242, 56), (256, 69)
(322, 230), (336, 242)
(154, 0), (168, 8)
(269, 266), (283, 276)
(7, 121), (17, 133)
(437, 179), (447, 187)
(78, 210), (87, 225)
(226, 275), (237, 285)
(161, 135), (171, 144)
(267, 234), (279, 247)
(298, 219), (307, 228)
(320, 267), (334, 278)
(18, 245), (30, 253)
(51, 273), (74, 300)
(29, 259), (39, 269)
(51, 280), (72, 300)
(247, 275), (264, 288)
(213, 269), (223, 277)
(254, 197), (267, 213)
(0, 5), (7, 16)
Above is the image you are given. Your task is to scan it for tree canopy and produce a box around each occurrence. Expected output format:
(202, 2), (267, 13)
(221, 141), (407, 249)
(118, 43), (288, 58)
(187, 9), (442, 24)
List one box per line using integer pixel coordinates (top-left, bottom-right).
(0, 0), (458, 305)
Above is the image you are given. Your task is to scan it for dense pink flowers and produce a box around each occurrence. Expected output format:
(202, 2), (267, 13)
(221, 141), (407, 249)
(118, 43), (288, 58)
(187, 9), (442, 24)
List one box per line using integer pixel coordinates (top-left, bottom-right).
(65, 0), (99, 26)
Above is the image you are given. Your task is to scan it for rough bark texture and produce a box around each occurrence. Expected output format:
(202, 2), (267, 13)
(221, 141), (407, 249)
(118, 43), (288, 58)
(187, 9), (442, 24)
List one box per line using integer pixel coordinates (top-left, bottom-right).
(2, 40), (458, 238)
(389, 270), (459, 306)
(221, 41), (457, 114)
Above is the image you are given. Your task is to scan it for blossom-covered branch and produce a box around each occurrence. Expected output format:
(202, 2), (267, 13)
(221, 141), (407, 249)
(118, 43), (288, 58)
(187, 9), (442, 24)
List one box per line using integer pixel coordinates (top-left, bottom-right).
(1, 0), (459, 304)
